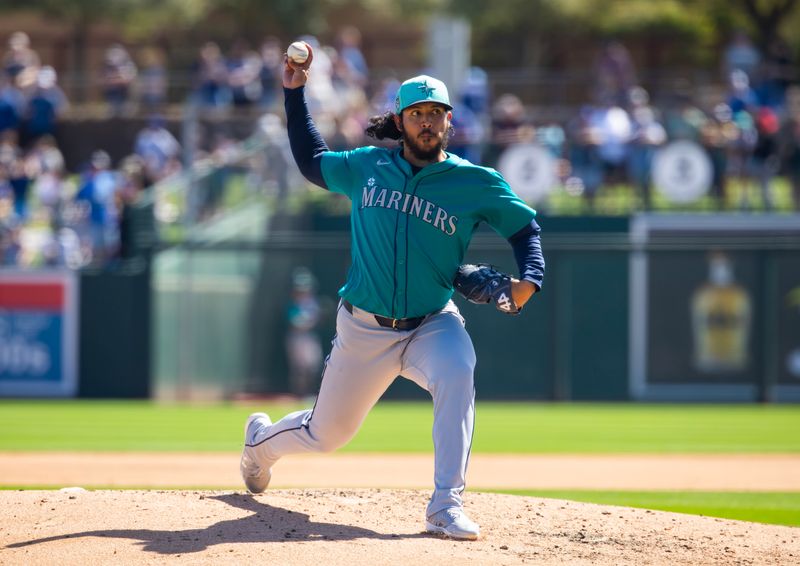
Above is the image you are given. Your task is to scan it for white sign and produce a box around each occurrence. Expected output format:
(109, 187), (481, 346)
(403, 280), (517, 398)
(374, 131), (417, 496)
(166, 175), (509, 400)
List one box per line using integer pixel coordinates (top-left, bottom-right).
(652, 140), (712, 204)
(497, 144), (557, 204)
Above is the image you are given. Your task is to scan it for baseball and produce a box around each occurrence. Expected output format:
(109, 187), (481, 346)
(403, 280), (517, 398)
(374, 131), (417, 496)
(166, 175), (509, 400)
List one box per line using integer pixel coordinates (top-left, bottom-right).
(287, 41), (309, 64)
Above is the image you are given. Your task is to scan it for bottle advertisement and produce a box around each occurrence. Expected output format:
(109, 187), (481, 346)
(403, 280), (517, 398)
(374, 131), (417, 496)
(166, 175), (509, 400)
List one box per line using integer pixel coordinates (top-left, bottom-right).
(645, 249), (758, 385)
(690, 252), (752, 373)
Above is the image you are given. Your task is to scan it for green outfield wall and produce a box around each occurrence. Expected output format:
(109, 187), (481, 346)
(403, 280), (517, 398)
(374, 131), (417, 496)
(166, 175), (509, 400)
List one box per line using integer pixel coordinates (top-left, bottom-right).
(74, 212), (800, 402)
(143, 215), (632, 401)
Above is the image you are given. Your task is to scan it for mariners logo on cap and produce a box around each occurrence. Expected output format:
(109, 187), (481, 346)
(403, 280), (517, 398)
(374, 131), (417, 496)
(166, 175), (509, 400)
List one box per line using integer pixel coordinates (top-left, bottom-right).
(418, 80), (436, 97)
(394, 74), (453, 114)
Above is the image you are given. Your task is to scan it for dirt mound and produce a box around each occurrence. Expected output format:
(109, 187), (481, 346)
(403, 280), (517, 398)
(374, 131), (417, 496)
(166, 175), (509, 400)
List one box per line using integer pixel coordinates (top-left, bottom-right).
(1, 489), (797, 565)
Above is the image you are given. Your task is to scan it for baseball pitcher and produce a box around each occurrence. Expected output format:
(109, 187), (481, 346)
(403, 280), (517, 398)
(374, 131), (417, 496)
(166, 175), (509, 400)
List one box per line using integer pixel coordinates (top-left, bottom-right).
(240, 41), (545, 540)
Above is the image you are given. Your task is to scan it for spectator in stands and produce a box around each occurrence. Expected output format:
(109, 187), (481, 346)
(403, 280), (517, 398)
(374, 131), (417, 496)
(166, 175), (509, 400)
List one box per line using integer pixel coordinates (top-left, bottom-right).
(26, 132), (65, 175)
(565, 105), (604, 210)
(227, 39), (263, 108)
(0, 75), (21, 134)
(448, 101), (484, 164)
(625, 86), (666, 210)
(462, 66), (491, 116)
(0, 200), (21, 266)
(115, 155), (146, 261)
(701, 103), (739, 209)
(26, 134), (66, 229)
(593, 40), (636, 106)
(749, 106), (781, 211)
(74, 150), (120, 265)
(589, 95), (633, 187)
(21, 66), (67, 147)
(134, 115), (181, 185)
(755, 39), (794, 112)
(486, 93), (533, 166)
(335, 26), (369, 89)
(729, 109), (758, 207)
(0, 129), (28, 219)
(194, 41), (231, 109)
(102, 44), (138, 117)
(7, 150), (29, 222)
(258, 37), (283, 110)
(330, 46), (369, 123)
(138, 46), (168, 112)
(448, 68), (490, 164)
(723, 30), (761, 82)
(3, 32), (40, 88)
(727, 69), (759, 114)
(0, 134), (22, 265)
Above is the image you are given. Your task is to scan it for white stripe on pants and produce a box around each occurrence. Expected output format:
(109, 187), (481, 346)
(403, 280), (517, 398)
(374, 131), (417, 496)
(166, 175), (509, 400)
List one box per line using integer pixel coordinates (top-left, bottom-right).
(253, 299), (476, 516)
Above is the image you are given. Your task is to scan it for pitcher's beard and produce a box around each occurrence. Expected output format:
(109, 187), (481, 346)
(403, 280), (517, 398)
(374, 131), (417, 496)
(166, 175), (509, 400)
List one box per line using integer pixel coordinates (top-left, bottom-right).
(402, 129), (448, 162)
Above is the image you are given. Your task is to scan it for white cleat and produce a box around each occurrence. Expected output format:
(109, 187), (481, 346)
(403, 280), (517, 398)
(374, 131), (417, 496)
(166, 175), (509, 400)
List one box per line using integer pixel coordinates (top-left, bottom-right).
(240, 412), (273, 494)
(425, 507), (480, 540)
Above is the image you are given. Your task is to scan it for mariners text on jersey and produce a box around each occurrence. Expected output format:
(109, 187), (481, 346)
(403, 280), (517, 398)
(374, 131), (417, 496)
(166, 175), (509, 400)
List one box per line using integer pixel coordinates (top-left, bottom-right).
(360, 177), (458, 236)
(321, 145), (537, 318)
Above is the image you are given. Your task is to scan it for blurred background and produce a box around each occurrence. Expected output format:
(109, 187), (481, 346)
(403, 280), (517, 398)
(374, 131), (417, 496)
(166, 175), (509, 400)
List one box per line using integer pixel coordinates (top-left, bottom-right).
(0, 0), (798, 403)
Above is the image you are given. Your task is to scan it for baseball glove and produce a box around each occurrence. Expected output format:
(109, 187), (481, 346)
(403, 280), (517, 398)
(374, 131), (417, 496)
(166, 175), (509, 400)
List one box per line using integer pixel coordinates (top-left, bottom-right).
(453, 263), (520, 315)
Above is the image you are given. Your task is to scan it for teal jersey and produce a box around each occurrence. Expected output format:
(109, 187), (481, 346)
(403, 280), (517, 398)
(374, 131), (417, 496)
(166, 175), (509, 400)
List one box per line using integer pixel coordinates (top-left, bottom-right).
(321, 146), (537, 318)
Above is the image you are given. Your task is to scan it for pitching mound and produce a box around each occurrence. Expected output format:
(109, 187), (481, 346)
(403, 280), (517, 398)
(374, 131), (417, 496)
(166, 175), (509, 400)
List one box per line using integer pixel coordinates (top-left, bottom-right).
(2, 488), (797, 565)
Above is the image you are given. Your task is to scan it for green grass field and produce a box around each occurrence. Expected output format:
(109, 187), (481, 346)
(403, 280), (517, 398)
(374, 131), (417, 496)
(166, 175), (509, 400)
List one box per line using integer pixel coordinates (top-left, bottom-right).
(0, 400), (798, 453)
(495, 490), (800, 527)
(1, 400), (798, 527)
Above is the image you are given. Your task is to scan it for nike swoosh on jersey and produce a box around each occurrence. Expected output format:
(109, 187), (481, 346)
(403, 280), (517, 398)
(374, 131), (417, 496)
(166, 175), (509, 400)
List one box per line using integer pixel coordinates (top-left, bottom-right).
(377, 159), (391, 165)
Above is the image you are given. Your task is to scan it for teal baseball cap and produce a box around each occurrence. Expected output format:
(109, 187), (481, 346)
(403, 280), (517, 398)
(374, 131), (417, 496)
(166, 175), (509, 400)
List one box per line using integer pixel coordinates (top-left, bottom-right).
(394, 75), (453, 114)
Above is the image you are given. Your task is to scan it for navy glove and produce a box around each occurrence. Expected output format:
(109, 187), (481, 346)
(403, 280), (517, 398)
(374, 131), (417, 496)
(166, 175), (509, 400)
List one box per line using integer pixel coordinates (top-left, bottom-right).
(453, 263), (520, 315)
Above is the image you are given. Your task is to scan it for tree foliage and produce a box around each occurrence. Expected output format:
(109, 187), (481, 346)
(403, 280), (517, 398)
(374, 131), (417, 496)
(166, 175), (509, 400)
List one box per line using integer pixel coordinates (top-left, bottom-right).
(0, 0), (798, 69)
(737, 0), (799, 47)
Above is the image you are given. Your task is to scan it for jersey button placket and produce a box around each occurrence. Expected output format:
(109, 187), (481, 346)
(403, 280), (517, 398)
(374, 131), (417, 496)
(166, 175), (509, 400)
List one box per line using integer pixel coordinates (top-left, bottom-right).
(394, 182), (411, 317)
(394, 228), (407, 315)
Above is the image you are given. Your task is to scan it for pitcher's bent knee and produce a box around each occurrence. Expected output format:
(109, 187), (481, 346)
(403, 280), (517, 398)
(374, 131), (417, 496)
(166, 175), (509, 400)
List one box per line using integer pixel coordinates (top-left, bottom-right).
(428, 356), (475, 395)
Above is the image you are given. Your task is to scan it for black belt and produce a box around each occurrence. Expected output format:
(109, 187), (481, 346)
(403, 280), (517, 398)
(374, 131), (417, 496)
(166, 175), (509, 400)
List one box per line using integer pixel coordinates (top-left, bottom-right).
(343, 300), (425, 331)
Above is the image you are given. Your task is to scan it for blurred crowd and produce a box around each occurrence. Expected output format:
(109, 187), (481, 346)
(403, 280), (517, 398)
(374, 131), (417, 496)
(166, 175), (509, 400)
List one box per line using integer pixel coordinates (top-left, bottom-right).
(1, 28), (800, 271)
(477, 35), (800, 212)
(0, 32), (184, 269)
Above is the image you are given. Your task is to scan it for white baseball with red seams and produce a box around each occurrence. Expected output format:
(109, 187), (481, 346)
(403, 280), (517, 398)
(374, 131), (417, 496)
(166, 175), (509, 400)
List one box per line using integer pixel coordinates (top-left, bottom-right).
(287, 41), (309, 64)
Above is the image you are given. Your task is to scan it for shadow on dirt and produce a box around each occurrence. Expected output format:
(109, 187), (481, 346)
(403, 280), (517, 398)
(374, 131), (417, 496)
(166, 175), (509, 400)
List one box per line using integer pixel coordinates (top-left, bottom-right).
(6, 493), (430, 554)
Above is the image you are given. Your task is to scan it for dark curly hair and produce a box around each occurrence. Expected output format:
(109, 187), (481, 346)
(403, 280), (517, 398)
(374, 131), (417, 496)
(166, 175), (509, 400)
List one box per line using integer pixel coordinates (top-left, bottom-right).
(364, 111), (402, 140)
(365, 111), (455, 149)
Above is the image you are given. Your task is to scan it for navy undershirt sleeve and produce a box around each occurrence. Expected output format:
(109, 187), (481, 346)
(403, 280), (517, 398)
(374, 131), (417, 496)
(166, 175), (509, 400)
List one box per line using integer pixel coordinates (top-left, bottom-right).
(284, 86), (329, 189)
(507, 219), (545, 290)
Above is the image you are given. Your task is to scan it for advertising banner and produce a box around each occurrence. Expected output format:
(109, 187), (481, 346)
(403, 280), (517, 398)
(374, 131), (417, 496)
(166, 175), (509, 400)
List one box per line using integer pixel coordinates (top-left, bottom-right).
(0, 271), (79, 397)
(630, 214), (800, 401)
(646, 251), (758, 384)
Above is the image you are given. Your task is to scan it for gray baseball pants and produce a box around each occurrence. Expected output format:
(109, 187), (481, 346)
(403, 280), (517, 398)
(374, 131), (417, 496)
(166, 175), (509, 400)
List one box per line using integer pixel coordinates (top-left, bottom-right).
(253, 300), (476, 517)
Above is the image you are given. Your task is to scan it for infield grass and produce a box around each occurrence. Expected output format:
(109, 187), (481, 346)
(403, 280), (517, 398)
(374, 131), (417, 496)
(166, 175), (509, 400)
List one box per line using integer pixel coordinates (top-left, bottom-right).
(1, 401), (798, 528)
(495, 490), (800, 527)
(0, 400), (797, 453)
